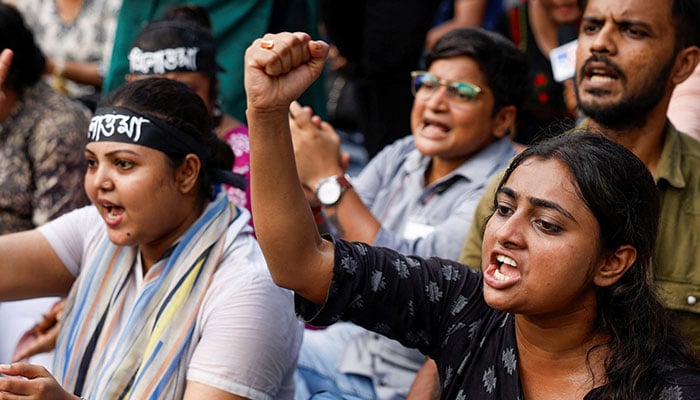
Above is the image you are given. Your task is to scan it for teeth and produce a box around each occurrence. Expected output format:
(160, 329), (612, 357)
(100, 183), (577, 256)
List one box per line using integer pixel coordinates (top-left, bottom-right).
(590, 75), (615, 83)
(496, 255), (517, 267)
(104, 205), (121, 221)
(494, 269), (511, 281)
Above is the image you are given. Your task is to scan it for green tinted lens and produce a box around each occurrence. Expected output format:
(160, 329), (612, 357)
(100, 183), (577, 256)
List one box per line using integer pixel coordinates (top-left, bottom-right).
(411, 71), (481, 102)
(412, 72), (438, 95)
(448, 82), (480, 102)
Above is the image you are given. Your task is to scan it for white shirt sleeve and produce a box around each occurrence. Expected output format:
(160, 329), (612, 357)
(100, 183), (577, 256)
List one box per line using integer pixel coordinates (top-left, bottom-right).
(37, 206), (104, 277)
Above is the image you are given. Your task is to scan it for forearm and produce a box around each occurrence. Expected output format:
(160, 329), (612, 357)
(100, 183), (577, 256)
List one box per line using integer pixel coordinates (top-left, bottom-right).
(407, 359), (441, 400)
(0, 230), (74, 300)
(64, 61), (103, 88)
(323, 190), (381, 243)
(48, 59), (103, 88)
(248, 109), (333, 303)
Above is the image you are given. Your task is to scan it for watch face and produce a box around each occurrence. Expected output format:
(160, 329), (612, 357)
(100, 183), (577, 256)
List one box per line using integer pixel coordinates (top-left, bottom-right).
(317, 179), (342, 205)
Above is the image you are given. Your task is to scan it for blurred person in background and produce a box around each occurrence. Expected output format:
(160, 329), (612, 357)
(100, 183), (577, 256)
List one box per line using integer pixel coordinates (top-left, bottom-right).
(0, 2), (90, 370)
(17, 0), (122, 109)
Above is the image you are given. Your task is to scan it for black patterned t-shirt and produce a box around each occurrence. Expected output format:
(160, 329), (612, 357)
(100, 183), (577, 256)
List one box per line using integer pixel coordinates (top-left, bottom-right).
(296, 239), (700, 399)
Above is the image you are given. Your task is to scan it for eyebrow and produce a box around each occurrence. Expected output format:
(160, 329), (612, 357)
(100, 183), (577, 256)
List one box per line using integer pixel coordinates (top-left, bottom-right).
(498, 186), (578, 223)
(84, 147), (142, 158)
(582, 15), (654, 33)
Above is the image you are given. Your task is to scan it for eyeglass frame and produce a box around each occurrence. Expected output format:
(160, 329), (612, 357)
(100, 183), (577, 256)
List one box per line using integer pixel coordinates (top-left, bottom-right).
(410, 70), (483, 103)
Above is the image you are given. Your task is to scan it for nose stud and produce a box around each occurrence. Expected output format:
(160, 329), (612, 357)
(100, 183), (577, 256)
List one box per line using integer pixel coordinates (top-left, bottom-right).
(102, 180), (111, 189)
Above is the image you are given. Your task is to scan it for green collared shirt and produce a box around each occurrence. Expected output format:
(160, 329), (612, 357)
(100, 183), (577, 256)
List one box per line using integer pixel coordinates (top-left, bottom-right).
(651, 122), (700, 351)
(459, 121), (700, 352)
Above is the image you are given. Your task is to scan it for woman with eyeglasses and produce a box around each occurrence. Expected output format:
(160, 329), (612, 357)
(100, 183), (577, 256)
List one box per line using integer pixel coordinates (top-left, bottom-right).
(286, 27), (529, 399)
(244, 32), (700, 399)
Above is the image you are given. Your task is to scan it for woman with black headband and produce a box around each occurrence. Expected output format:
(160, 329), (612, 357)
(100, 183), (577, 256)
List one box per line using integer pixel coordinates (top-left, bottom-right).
(125, 6), (253, 223)
(0, 50), (302, 400)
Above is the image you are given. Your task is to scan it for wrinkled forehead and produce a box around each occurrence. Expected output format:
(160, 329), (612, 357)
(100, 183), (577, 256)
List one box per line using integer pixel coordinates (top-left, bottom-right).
(582, 0), (674, 25)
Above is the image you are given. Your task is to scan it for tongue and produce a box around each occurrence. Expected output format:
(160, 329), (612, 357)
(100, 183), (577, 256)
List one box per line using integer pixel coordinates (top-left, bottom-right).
(498, 263), (520, 280)
(109, 206), (125, 217)
(422, 124), (449, 138)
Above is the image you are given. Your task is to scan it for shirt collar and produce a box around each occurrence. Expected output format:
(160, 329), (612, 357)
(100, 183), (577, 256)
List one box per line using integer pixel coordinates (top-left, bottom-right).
(404, 136), (517, 187)
(655, 121), (687, 189)
(577, 118), (687, 189)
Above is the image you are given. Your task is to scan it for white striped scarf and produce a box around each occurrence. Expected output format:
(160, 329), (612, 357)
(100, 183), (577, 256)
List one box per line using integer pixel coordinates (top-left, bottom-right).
(54, 190), (238, 399)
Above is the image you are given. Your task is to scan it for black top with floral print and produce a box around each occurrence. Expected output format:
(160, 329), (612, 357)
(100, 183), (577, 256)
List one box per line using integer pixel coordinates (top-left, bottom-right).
(296, 239), (700, 399)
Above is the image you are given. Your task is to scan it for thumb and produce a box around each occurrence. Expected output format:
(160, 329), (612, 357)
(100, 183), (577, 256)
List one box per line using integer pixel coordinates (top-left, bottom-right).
(306, 40), (330, 80)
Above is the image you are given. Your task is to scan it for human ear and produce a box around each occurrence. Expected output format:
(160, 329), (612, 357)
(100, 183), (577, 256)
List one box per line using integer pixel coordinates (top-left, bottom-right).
(671, 46), (700, 86)
(175, 154), (201, 194)
(593, 244), (637, 287)
(491, 105), (517, 139)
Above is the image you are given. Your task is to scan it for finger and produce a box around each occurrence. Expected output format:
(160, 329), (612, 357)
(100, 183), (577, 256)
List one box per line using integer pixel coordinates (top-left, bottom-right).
(307, 40), (330, 71)
(54, 299), (67, 314)
(0, 49), (13, 85)
(319, 121), (338, 138)
(289, 32), (312, 72)
(0, 362), (49, 380)
(340, 152), (351, 171)
(34, 311), (60, 332)
(311, 115), (323, 129)
(246, 38), (284, 76)
(0, 374), (30, 397)
(289, 104), (315, 130)
(12, 334), (55, 362)
(259, 32), (309, 76)
(289, 100), (304, 120)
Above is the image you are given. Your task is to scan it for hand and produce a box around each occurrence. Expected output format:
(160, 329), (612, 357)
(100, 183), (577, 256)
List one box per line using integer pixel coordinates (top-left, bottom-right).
(12, 299), (66, 362)
(0, 49), (14, 109)
(0, 362), (75, 400)
(289, 101), (345, 193)
(244, 32), (329, 114)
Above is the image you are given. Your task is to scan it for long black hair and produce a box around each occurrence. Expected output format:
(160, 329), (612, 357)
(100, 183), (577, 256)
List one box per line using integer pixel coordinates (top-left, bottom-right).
(498, 132), (699, 398)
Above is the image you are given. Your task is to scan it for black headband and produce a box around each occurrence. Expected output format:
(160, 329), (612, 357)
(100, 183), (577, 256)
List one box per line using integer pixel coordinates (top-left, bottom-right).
(128, 46), (220, 75)
(128, 19), (223, 76)
(88, 107), (246, 190)
(88, 106), (209, 160)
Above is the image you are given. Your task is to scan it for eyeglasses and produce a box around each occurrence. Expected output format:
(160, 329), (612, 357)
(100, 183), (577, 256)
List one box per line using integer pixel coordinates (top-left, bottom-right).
(410, 71), (482, 103)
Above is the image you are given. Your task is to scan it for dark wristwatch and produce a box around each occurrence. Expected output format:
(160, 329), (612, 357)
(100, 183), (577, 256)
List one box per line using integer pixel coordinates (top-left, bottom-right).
(316, 174), (352, 206)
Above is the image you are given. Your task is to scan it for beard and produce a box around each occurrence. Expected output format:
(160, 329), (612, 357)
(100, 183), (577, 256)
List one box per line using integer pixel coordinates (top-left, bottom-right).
(575, 54), (674, 131)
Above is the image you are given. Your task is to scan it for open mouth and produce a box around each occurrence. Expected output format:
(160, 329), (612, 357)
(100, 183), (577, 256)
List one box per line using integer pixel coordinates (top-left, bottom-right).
(484, 252), (521, 289)
(581, 57), (623, 85)
(422, 117), (451, 132)
(494, 254), (517, 281)
(586, 67), (619, 84)
(100, 201), (125, 222)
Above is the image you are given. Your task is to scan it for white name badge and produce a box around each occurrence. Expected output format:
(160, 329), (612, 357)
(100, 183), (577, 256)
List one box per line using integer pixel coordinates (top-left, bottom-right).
(550, 39), (578, 82)
(402, 221), (436, 240)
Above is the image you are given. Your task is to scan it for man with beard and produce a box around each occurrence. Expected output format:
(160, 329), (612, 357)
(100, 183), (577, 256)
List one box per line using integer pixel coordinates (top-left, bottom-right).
(458, 0), (700, 356)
